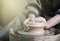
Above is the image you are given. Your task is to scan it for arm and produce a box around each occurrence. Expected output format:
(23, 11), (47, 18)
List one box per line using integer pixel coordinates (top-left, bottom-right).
(46, 14), (60, 28)
(25, 3), (41, 17)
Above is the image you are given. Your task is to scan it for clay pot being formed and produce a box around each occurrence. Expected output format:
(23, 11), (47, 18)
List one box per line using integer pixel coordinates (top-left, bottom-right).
(24, 17), (46, 35)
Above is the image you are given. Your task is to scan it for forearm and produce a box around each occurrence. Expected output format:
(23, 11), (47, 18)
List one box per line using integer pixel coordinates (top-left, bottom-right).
(46, 14), (60, 28)
(25, 3), (42, 17)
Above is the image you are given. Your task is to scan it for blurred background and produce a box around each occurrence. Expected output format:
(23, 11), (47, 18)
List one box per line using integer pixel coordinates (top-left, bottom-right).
(0, 0), (34, 27)
(0, 0), (36, 41)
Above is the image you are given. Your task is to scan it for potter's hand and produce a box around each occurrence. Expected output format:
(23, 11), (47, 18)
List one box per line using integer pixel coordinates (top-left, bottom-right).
(24, 14), (36, 26)
(23, 18), (30, 31)
(23, 14), (36, 31)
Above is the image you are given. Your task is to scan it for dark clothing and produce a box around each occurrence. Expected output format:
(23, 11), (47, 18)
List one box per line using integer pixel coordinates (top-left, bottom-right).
(40, 0), (60, 16)
(40, 0), (60, 29)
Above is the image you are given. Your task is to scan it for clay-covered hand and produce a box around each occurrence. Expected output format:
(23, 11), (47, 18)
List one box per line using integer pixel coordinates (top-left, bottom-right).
(23, 14), (36, 31)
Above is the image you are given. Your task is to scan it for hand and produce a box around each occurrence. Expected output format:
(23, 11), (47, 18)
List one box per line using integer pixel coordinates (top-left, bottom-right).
(24, 14), (36, 26)
(23, 14), (36, 31)
(23, 18), (30, 31)
(28, 14), (36, 21)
